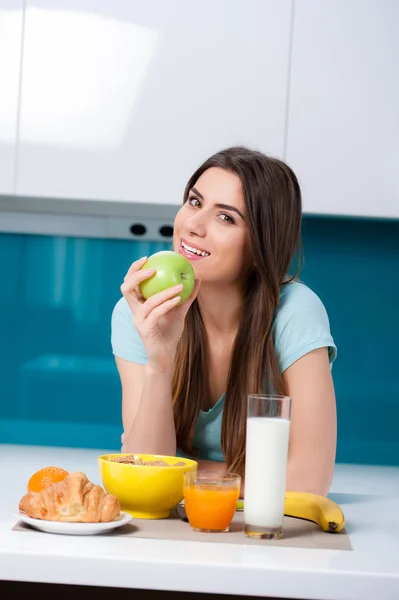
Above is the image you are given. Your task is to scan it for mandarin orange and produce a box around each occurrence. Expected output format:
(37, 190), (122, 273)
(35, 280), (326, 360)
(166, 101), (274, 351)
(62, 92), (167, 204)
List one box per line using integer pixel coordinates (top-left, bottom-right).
(27, 466), (69, 493)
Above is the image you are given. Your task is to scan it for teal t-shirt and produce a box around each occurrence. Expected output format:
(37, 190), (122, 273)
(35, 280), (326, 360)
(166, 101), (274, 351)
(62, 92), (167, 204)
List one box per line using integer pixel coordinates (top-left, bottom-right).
(111, 281), (337, 462)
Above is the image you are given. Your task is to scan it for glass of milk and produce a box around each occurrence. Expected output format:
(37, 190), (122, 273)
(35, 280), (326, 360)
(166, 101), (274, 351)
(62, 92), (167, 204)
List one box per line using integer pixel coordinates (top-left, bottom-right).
(244, 394), (291, 540)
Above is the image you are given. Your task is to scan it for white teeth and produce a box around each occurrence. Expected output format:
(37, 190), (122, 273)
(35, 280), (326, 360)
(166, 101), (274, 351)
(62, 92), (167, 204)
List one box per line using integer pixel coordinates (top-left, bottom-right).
(181, 241), (210, 257)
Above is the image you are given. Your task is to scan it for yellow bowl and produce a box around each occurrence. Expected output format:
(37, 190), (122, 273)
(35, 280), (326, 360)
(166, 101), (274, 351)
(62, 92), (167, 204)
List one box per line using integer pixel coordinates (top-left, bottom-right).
(98, 453), (198, 519)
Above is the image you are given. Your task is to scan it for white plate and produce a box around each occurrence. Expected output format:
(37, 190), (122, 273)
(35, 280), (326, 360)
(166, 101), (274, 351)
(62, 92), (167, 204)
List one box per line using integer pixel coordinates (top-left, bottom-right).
(13, 511), (132, 535)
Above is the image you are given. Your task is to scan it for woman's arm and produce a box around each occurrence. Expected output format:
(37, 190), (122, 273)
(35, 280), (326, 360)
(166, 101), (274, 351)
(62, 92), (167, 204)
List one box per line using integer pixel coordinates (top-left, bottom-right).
(115, 259), (201, 456)
(117, 348), (336, 498)
(282, 347), (337, 496)
(116, 357), (176, 455)
(194, 348), (335, 499)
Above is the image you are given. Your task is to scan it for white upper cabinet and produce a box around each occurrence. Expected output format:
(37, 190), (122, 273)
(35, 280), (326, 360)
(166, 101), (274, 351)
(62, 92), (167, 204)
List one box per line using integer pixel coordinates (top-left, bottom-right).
(286, 0), (399, 219)
(16, 0), (292, 205)
(0, 0), (23, 195)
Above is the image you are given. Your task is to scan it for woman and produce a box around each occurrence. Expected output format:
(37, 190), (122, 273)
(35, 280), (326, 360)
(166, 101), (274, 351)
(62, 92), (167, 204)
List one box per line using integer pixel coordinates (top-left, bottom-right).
(111, 146), (337, 497)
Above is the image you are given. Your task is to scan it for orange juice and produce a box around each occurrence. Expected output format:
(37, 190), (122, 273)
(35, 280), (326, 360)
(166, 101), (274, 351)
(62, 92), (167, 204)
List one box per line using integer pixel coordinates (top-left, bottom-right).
(184, 483), (240, 532)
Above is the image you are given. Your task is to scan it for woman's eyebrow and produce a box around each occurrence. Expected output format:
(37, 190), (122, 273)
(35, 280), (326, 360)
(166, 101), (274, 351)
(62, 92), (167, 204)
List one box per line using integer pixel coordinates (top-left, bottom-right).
(215, 203), (245, 220)
(190, 187), (245, 220)
(191, 186), (204, 200)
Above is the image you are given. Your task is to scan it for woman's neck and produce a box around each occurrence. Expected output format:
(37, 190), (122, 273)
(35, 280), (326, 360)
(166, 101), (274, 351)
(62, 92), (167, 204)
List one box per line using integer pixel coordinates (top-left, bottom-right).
(197, 282), (244, 337)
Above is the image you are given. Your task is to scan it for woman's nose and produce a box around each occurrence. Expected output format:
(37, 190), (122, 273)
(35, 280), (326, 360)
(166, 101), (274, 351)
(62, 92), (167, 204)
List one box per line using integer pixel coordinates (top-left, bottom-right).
(185, 212), (206, 237)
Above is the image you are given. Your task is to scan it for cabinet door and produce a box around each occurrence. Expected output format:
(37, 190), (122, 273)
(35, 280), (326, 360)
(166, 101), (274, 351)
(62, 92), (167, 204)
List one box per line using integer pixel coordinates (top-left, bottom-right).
(16, 0), (292, 204)
(0, 0), (23, 195)
(286, 0), (399, 219)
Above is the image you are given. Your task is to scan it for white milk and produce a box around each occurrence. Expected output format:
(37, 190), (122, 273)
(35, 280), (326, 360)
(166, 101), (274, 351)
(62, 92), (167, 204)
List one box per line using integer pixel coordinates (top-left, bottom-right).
(244, 417), (290, 528)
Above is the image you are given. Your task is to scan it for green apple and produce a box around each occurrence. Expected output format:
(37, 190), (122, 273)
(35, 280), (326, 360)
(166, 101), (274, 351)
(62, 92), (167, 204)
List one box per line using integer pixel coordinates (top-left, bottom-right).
(139, 251), (195, 304)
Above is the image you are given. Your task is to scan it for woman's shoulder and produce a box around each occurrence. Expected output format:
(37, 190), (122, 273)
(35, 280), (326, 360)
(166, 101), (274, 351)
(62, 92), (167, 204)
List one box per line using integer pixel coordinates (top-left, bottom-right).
(273, 281), (337, 372)
(112, 296), (132, 320)
(277, 280), (328, 316)
(111, 297), (148, 364)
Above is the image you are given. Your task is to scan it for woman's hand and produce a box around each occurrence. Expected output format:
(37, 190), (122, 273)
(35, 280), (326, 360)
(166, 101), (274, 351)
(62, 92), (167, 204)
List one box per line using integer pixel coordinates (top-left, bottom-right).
(120, 256), (201, 371)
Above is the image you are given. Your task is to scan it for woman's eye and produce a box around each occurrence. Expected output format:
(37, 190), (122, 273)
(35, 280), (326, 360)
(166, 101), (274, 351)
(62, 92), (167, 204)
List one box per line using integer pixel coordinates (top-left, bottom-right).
(188, 196), (201, 208)
(219, 213), (235, 224)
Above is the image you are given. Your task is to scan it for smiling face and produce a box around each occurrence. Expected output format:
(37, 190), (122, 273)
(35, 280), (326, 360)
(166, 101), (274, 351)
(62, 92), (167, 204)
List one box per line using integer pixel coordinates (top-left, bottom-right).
(173, 167), (252, 286)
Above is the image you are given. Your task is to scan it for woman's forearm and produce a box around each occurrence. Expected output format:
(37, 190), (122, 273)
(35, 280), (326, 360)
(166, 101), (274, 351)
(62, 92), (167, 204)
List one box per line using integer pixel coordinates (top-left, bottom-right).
(286, 460), (332, 497)
(123, 363), (176, 455)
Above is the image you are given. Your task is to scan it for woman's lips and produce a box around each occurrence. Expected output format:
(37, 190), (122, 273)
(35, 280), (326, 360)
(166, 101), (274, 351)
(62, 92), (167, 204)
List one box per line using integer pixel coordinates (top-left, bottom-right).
(178, 245), (210, 261)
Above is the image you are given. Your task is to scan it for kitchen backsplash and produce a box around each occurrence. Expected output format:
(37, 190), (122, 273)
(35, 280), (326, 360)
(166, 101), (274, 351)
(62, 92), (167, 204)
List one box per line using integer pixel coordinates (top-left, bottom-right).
(1, 216), (398, 466)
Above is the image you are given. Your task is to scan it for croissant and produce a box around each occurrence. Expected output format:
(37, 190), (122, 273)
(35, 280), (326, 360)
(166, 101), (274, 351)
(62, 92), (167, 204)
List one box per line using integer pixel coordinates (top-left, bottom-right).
(19, 472), (121, 523)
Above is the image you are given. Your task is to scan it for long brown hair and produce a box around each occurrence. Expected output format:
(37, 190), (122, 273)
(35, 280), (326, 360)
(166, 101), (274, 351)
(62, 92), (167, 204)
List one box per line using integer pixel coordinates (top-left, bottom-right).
(172, 146), (302, 476)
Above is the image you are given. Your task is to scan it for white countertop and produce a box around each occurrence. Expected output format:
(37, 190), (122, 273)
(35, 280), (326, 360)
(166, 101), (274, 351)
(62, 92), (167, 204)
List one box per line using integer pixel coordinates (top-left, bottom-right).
(0, 444), (398, 599)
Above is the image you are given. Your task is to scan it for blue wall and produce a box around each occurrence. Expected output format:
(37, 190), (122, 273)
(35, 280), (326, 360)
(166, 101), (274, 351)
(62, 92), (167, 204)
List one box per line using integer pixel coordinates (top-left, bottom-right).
(1, 215), (398, 465)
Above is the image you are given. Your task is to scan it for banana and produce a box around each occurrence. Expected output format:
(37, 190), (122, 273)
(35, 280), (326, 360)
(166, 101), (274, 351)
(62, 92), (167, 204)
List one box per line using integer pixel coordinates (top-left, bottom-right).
(236, 493), (345, 533)
(284, 491), (345, 533)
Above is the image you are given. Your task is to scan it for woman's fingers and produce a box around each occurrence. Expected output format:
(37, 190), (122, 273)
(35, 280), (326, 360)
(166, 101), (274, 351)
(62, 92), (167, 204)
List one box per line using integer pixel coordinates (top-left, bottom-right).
(124, 257), (154, 304)
(143, 279), (201, 327)
(120, 268), (155, 307)
(145, 296), (182, 326)
(134, 284), (145, 303)
(178, 278), (201, 316)
(124, 256), (148, 281)
(138, 283), (184, 321)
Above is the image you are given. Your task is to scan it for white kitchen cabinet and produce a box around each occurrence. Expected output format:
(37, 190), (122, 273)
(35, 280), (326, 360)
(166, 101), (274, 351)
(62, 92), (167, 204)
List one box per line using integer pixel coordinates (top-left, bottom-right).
(286, 0), (399, 219)
(0, 0), (23, 195)
(16, 0), (292, 205)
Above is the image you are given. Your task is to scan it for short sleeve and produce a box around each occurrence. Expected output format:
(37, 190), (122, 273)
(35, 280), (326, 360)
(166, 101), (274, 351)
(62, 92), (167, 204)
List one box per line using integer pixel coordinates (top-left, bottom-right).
(273, 282), (337, 373)
(111, 297), (148, 364)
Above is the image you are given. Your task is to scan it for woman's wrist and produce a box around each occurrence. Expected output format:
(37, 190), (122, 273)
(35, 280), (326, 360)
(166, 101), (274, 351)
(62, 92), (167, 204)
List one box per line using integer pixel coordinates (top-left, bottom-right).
(145, 357), (175, 378)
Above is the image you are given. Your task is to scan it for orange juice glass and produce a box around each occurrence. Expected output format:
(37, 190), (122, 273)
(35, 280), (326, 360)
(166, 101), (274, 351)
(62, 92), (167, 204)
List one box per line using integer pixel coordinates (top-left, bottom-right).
(183, 472), (241, 533)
